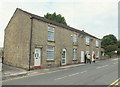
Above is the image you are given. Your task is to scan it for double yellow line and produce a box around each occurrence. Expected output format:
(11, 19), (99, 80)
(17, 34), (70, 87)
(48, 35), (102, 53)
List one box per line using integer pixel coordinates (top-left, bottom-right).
(108, 78), (120, 87)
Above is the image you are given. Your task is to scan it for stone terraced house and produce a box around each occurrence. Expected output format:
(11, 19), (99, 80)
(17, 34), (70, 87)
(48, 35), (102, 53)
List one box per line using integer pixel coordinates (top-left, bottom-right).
(4, 8), (102, 70)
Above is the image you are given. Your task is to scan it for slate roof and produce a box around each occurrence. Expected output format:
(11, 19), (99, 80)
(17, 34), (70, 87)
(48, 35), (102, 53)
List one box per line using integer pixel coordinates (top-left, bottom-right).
(18, 8), (100, 40)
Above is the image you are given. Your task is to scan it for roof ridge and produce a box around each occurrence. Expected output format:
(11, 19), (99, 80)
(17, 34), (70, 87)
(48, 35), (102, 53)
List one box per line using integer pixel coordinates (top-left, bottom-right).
(17, 8), (82, 31)
(16, 8), (100, 40)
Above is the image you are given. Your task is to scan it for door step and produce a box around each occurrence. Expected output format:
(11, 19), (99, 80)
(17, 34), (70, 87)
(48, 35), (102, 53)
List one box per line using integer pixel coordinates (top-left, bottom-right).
(34, 66), (41, 69)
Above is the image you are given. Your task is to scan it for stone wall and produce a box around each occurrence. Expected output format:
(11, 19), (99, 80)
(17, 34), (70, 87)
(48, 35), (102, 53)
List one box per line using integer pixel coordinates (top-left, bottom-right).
(4, 9), (31, 69)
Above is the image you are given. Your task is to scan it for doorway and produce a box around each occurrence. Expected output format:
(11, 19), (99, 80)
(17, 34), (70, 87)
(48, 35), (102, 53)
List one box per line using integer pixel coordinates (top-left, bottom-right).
(34, 48), (41, 69)
(61, 49), (66, 65)
(81, 51), (84, 63)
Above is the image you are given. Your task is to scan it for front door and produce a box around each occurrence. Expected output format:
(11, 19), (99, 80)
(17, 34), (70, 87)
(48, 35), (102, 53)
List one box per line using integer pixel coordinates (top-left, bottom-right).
(86, 51), (89, 55)
(81, 51), (84, 63)
(61, 49), (66, 65)
(34, 48), (41, 68)
(92, 51), (95, 61)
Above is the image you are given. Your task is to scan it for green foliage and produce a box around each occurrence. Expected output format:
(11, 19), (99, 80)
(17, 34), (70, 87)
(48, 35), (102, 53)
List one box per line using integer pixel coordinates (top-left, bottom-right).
(44, 12), (67, 25)
(102, 34), (118, 57)
(117, 48), (120, 55)
(105, 45), (117, 53)
(117, 40), (120, 48)
(107, 51), (115, 58)
(105, 45), (118, 57)
(117, 40), (120, 55)
(101, 34), (117, 48)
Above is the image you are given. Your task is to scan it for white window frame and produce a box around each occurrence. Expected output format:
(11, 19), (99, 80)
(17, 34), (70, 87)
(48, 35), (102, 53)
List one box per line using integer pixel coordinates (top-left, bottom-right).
(73, 34), (77, 43)
(47, 46), (54, 60)
(96, 40), (99, 47)
(73, 49), (77, 60)
(48, 26), (55, 41)
(86, 37), (90, 45)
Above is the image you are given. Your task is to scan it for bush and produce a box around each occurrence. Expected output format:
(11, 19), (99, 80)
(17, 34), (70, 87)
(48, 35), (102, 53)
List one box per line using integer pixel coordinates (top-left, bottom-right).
(105, 45), (117, 57)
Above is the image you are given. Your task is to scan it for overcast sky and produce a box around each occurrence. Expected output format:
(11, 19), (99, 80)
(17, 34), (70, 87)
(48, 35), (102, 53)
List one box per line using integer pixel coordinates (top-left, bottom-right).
(0, 0), (119, 47)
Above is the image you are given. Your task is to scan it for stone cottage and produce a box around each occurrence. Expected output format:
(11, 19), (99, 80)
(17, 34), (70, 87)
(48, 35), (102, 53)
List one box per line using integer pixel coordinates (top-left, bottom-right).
(4, 8), (102, 70)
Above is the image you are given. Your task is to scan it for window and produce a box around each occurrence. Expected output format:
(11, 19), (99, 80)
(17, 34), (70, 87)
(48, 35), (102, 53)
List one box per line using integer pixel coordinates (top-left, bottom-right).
(48, 27), (54, 41)
(47, 46), (54, 60)
(86, 37), (90, 45)
(73, 34), (77, 43)
(96, 40), (99, 47)
(73, 49), (77, 60)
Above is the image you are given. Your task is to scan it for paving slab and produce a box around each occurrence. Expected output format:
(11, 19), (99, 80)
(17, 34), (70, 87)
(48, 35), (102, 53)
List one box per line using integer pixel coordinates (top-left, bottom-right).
(2, 64), (27, 80)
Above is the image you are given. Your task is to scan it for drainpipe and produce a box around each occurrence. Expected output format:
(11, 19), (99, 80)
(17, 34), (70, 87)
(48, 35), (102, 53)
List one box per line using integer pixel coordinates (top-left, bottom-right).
(28, 17), (33, 71)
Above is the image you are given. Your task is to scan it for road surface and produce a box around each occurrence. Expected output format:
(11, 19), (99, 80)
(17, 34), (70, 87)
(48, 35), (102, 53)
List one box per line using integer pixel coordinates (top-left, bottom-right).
(2, 58), (119, 85)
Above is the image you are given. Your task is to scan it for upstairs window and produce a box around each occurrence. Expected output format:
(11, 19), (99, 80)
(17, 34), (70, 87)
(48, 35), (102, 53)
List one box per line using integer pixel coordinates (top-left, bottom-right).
(96, 40), (99, 47)
(48, 27), (55, 41)
(86, 37), (90, 45)
(47, 46), (54, 60)
(72, 34), (77, 44)
(73, 49), (77, 60)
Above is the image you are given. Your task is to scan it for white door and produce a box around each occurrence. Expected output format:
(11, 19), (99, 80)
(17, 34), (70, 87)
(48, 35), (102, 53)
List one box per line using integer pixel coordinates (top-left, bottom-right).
(61, 49), (66, 65)
(92, 51), (94, 61)
(97, 51), (99, 58)
(81, 51), (84, 62)
(86, 51), (89, 55)
(34, 48), (41, 66)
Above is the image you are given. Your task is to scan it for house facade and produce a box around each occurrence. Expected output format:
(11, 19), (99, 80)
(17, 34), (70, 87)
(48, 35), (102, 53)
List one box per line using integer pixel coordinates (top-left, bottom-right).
(4, 8), (101, 70)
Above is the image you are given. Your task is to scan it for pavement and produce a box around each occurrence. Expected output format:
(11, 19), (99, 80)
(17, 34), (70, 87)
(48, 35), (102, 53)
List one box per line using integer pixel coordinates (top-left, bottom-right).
(2, 63), (86, 80)
(2, 64), (28, 80)
(1, 57), (118, 81)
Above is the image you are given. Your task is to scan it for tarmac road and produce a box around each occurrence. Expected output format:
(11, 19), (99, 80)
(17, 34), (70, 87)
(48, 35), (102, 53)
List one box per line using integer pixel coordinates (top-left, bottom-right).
(2, 58), (119, 86)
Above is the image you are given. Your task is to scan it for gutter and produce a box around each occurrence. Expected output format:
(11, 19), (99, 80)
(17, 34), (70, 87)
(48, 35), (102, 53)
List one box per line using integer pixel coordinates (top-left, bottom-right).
(28, 17), (33, 71)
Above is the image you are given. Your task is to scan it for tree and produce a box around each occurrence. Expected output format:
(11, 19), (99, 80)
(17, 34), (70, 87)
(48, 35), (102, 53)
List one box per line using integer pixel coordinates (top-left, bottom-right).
(101, 34), (117, 48)
(117, 40), (120, 55)
(104, 44), (118, 57)
(102, 34), (118, 57)
(105, 45), (117, 53)
(44, 12), (67, 25)
(117, 40), (120, 48)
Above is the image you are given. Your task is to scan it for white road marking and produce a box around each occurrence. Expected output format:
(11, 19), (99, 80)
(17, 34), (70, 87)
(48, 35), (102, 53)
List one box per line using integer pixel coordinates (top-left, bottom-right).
(55, 70), (87, 80)
(80, 71), (87, 73)
(111, 58), (118, 61)
(69, 71), (87, 77)
(96, 61), (100, 63)
(54, 76), (67, 80)
(113, 62), (118, 64)
(96, 67), (101, 69)
(69, 73), (79, 77)
(96, 65), (108, 69)
(103, 65), (108, 67)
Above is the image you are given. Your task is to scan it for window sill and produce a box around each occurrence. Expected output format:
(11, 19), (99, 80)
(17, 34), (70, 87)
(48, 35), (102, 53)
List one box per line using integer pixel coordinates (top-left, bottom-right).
(86, 44), (90, 46)
(72, 59), (77, 61)
(73, 43), (78, 46)
(47, 40), (55, 43)
(46, 60), (55, 62)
